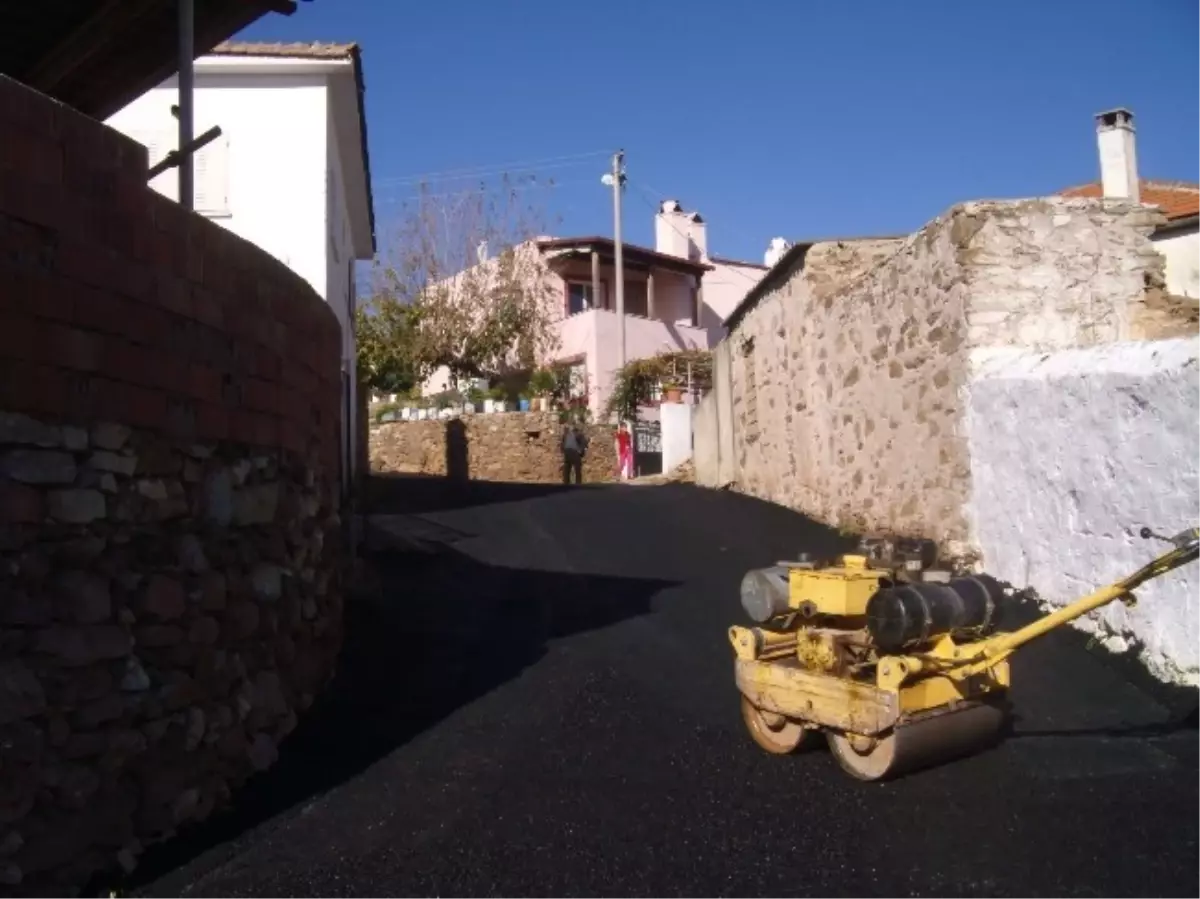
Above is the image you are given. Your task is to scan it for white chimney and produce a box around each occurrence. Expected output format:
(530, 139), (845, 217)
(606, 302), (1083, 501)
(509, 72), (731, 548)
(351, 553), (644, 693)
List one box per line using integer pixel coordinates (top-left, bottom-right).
(654, 199), (707, 261)
(1095, 108), (1140, 203)
(764, 237), (791, 268)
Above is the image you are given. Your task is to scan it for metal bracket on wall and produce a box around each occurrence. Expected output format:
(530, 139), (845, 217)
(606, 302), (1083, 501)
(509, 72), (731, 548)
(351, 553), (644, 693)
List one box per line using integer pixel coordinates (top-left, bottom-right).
(147, 123), (222, 182)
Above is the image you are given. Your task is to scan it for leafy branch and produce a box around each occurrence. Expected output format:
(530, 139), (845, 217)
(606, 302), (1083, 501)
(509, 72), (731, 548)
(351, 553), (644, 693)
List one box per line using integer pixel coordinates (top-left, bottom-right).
(603, 348), (712, 421)
(357, 174), (564, 391)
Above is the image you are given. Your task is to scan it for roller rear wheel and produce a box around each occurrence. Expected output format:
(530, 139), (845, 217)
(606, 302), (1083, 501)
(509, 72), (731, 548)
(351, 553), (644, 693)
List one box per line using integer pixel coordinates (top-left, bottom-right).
(828, 701), (1008, 782)
(740, 696), (814, 754)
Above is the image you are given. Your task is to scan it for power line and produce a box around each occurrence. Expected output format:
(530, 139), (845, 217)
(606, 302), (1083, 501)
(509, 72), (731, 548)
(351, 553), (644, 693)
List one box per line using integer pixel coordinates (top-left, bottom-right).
(372, 160), (602, 199)
(627, 179), (763, 284)
(373, 149), (614, 188)
(375, 175), (595, 206)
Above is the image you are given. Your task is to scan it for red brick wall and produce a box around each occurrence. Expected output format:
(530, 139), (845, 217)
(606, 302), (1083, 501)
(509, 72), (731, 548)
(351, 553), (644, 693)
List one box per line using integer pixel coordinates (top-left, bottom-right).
(0, 75), (342, 466)
(0, 76), (348, 894)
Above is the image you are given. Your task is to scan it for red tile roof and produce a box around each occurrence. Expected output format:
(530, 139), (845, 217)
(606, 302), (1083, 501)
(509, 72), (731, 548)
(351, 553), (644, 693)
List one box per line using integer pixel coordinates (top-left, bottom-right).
(1058, 179), (1199, 221)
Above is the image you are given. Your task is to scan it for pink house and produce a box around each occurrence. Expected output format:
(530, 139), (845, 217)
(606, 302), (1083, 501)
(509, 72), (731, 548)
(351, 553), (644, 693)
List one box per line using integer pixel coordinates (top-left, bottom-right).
(422, 200), (772, 416)
(540, 201), (770, 415)
(538, 233), (710, 413)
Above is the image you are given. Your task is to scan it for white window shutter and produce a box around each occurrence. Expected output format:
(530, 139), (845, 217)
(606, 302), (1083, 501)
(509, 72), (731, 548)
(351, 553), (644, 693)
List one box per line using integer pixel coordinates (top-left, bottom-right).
(136, 129), (178, 202)
(194, 134), (230, 217)
(130, 128), (227, 215)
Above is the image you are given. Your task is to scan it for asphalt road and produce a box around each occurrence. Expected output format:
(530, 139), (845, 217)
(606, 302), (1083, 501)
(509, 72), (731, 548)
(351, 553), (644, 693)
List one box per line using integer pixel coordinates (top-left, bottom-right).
(123, 479), (1198, 898)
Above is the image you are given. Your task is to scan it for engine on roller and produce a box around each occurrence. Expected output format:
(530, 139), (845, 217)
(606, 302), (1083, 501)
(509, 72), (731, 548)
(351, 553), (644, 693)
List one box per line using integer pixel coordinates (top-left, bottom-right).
(737, 536), (1007, 658)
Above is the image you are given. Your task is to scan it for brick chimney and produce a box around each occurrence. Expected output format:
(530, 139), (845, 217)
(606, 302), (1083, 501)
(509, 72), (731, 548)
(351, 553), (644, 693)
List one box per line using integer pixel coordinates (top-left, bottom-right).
(1095, 108), (1140, 203)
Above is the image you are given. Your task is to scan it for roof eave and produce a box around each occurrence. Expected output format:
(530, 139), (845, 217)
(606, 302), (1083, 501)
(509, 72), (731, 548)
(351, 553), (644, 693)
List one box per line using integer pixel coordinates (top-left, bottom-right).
(347, 45), (376, 257)
(722, 233), (908, 331)
(1153, 213), (1199, 236)
(536, 237), (714, 275)
(7, 0), (298, 122)
(722, 243), (811, 331)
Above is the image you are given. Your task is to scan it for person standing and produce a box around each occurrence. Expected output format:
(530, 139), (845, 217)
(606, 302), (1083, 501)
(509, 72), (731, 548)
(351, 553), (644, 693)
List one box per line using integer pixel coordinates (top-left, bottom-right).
(561, 423), (585, 485)
(616, 421), (633, 480)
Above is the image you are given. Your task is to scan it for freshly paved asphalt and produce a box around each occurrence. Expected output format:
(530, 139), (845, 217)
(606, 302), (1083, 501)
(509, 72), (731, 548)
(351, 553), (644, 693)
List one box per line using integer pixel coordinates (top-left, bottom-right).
(122, 478), (1198, 898)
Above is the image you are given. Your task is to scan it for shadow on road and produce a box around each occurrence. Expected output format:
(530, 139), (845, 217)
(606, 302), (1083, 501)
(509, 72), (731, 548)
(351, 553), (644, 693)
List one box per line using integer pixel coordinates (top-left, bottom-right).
(115, 520), (676, 895)
(364, 471), (608, 516)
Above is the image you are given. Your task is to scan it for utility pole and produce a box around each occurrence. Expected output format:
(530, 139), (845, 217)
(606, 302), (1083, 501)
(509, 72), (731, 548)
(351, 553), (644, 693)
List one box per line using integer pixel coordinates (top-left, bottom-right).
(177, 0), (194, 210)
(610, 150), (626, 369)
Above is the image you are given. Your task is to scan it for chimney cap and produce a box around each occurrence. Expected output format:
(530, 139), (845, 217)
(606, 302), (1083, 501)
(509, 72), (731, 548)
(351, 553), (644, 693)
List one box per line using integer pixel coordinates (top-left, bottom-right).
(1095, 108), (1135, 130)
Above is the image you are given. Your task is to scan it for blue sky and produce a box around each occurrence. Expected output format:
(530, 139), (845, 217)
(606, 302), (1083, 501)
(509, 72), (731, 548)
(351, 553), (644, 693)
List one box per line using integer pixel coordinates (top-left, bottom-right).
(240, 0), (1199, 265)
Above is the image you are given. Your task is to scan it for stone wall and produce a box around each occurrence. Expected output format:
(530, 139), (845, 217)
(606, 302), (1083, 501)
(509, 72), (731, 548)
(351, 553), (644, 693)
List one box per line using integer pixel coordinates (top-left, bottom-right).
(729, 228), (965, 542)
(0, 76), (345, 893)
(724, 198), (1177, 549)
(370, 413), (618, 483)
(965, 337), (1199, 686)
(959, 198), (1168, 349)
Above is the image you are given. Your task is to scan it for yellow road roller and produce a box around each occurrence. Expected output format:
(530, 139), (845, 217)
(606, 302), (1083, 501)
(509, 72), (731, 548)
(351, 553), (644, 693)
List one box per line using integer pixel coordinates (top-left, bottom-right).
(729, 526), (1199, 781)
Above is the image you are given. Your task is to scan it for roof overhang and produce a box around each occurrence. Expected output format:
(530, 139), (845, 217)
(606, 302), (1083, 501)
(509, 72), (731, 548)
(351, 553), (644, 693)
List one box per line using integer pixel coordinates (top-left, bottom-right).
(537, 237), (714, 278)
(0, 0), (298, 121)
(1153, 214), (1199, 238)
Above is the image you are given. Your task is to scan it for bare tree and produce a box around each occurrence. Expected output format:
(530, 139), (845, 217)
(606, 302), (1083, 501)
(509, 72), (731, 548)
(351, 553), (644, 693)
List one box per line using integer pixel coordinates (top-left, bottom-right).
(364, 174), (563, 387)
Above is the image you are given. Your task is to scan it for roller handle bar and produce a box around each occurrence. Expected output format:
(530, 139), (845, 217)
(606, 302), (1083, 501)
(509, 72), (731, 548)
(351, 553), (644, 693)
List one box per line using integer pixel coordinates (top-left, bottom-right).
(1124, 526), (1199, 591)
(914, 524), (1198, 679)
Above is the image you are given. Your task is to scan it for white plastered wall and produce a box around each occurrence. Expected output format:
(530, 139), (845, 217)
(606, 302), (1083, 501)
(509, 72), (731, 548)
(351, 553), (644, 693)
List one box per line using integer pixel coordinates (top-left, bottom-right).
(964, 337), (1199, 685)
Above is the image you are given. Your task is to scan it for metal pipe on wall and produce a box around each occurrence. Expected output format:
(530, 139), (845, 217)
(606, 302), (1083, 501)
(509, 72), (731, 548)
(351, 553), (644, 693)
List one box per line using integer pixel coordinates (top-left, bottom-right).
(177, 0), (195, 210)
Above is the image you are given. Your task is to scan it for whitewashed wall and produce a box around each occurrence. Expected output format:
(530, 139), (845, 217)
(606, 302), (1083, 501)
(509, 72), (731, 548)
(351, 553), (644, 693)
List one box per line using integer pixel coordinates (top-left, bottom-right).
(692, 392), (719, 486)
(1153, 227), (1200, 300)
(965, 337), (1200, 685)
(659, 402), (694, 473)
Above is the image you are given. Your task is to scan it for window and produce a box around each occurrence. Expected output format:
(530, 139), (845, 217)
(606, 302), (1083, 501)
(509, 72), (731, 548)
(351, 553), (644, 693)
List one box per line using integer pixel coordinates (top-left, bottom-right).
(134, 127), (230, 217)
(566, 281), (595, 315)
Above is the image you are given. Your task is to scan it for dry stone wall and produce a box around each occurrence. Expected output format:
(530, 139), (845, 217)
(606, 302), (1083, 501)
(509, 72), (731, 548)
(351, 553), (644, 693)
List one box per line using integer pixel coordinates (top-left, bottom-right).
(726, 198), (1176, 549)
(370, 413), (618, 483)
(959, 198), (1170, 350)
(0, 416), (343, 892)
(0, 76), (345, 894)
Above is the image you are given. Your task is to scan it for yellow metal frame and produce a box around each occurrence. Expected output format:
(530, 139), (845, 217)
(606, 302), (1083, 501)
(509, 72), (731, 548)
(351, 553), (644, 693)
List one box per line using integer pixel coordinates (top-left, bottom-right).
(731, 528), (1198, 737)
(730, 630), (1008, 738)
(787, 554), (885, 616)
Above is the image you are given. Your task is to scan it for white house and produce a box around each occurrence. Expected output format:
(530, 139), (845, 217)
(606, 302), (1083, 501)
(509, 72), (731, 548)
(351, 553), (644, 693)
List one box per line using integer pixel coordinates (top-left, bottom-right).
(105, 40), (376, 498)
(1060, 108), (1198, 299)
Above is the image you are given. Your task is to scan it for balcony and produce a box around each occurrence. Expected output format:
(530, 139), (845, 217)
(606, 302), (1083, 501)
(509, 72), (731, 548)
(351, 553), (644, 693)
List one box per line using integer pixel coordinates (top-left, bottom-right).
(555, 308), (710, 414)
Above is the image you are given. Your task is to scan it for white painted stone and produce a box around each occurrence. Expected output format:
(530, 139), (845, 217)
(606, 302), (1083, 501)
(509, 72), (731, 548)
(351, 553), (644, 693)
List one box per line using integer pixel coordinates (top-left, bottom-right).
(965, 336), (1199, 685)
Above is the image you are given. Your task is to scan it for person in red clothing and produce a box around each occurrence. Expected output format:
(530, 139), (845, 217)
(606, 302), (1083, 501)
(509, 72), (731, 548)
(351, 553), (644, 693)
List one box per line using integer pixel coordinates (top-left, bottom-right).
(615, 421), (633, 480)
